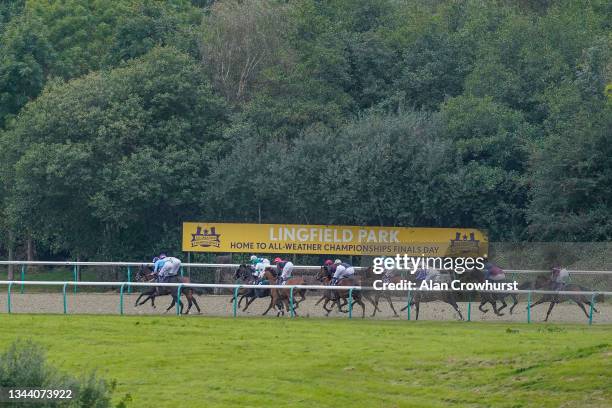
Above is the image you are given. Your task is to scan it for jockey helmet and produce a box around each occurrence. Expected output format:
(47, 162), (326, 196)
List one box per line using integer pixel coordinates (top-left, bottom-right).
(250, 255), (258, 262)
(273, 257), (283, 264)
(158, 252), (167, 259)
(324, 259), (333, 266)
(334, 259), (342, 265)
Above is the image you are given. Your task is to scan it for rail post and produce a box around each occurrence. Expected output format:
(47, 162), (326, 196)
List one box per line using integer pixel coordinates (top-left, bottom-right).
(527, 291), (532, 324)
(290, 286), (295, 318)
(127, 266), (132, 294)
(63, 282), (69, 314)
(176, 284), (183, 316)
(467, 293), (472, 322)
(348, 288), (353, 319)
(232, 286), (241, 317)
(73, 265), (78, 294)
(406, 290), (412, 321)
(20, 265), (25, 294)
(588, 293), (596, 325)
(7, 282), (13, 314)
(119, 283), (125, 315)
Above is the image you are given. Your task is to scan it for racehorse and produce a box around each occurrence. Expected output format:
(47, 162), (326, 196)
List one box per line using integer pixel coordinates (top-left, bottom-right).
(314, 266), (366, 318)
(261, 268), (307, 316)
(527, 275), (602, 321)
(362, 267), (399, 317)
(399, 272), (464, 320)
(463, 268), (520, 316)
(230, 264), (272, 312)
(133, 264), (202, 314)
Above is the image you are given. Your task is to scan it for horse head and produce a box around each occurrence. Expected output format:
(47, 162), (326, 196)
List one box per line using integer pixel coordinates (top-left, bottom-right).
(135, 264), (153, 282)
(262, 266), (277, 282)
(316, 266), (332, 282)
(234, 264), (250, 281)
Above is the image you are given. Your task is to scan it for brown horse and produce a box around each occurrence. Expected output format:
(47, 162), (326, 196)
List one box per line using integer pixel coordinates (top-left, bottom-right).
(362, 267), (400, 317)
(133, 265), (201, 314)
(261, 268), (307, 316)
(399, 273), (464, 320)
(314, 267), (366, 318)
(230, 264), (272, 312)
(527, 275), (602, 321)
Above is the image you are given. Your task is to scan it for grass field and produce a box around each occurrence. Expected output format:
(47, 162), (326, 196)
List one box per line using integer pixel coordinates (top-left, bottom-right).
(0, 315), (610, 408)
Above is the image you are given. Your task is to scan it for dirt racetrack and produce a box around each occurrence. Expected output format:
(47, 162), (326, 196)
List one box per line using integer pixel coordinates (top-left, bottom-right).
(0, 290), (610, 324)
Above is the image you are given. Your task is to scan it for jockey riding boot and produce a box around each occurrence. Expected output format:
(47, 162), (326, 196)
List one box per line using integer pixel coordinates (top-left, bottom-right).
(331, 277), (338, 286)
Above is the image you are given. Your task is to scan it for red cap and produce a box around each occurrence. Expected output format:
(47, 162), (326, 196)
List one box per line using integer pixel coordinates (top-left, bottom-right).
(274, 257), (283, 264)
(324, 259), (333, 266)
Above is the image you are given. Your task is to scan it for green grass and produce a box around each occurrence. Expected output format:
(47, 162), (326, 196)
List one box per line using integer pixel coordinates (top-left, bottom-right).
(0, 316), (610, 408)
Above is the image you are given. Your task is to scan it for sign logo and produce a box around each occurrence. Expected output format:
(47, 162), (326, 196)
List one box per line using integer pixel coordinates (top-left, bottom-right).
(449, 231), (479, 255)
(190, 226), (221, 248)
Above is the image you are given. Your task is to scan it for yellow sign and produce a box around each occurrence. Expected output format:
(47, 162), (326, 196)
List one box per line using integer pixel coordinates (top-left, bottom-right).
(182, 223), (488, 257)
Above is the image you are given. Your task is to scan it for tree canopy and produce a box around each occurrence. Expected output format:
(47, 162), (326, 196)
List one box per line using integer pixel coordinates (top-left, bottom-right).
(0, 0), (610, 260)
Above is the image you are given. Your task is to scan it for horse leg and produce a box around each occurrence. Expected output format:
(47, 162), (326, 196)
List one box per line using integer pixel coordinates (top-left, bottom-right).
(322, 299), (332, 316)
(183, 291), (194, 315)
(134, 292), (147, 307)
(243, 296), (256, 312)
(478, 299), (489, 313)
(497, 297), (508, 314)
(584, 301), (599, 314)
(350, 298), (366, 318)
(370, 293), (379, 317)
(544, 301), (556, 322)
(315, 295), (327, 306)
(191, 294), (201, 314)
(338, 298), (348, 313)
(492, 299), (504, 317)
(262, 297), (275, 316)
(165, 296), (176, 313)
(387, 294), (398, 317)
(448, 298), (464, 320)
(527, 297), (547, 309)
(509, 294), (518, 315)
(572, 299), (590, 319)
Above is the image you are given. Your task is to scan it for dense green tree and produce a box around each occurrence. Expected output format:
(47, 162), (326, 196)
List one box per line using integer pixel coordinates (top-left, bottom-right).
(0, 47), (227, 258)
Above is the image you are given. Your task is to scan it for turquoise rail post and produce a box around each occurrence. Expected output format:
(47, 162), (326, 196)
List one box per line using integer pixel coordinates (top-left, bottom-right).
(467, 294), (472, 322)
(348, 288), (353, 319)
(290, 287), (295, 318)
(63, 282), (69, 314)
(119, 283), (125, 315)
(588, 293), (596, 326)
(7, 282), (13, 314)
(20, 265), (25, 294)
(73, 265), (78, 294)
(176, 284), (183, 316)
(527, 291), (532, 324)
(232, 286), (241, 317)
(127, 266), (132, 294)
(406, 290), (412, 321)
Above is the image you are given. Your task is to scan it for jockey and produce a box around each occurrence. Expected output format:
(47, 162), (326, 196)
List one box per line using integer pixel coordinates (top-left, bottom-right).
(254, 257), (270, 279)
(249, 255), (261, 278)
(415, 267), (428, 281)
(551, 266), (569, 290)
(152, 253), (168, 280)
(274, 257), (294, 284)
(156, 254), (181, 283)
(331, 259), (355, 285)
(484, 262), (505, 281)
